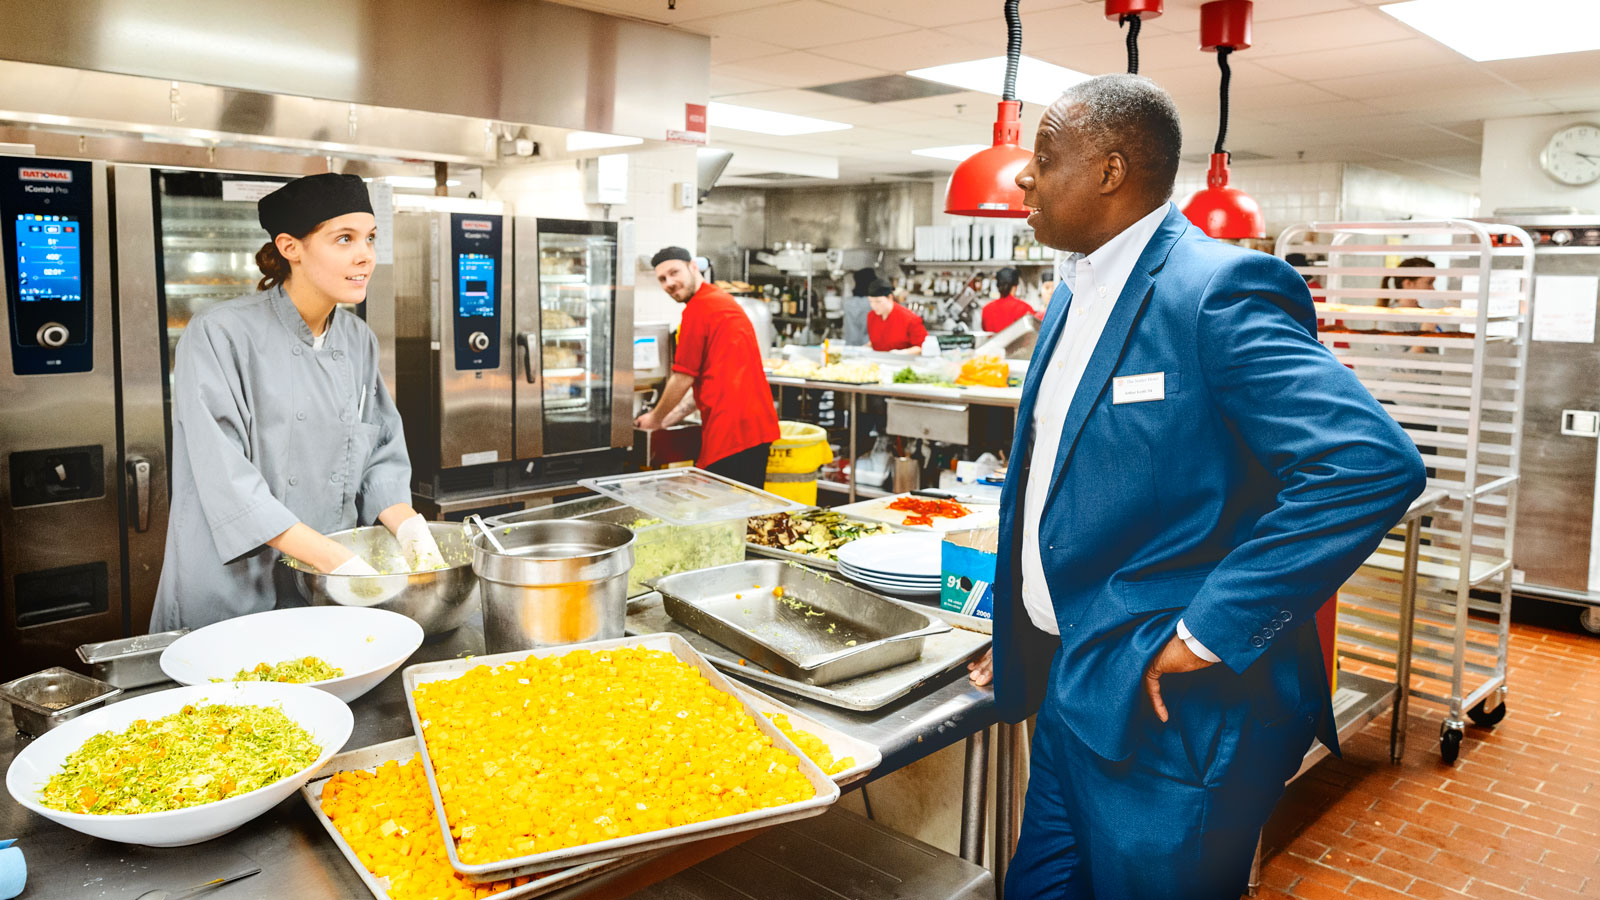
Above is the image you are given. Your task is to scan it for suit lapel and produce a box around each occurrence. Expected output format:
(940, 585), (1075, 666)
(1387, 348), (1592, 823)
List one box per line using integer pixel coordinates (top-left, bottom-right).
(1042, 206), (1190, 504)
(1015, 281), (1074, 433)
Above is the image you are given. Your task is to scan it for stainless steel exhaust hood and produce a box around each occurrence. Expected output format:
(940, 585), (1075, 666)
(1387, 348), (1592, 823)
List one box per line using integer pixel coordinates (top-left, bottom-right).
(0, 0), (709, 165)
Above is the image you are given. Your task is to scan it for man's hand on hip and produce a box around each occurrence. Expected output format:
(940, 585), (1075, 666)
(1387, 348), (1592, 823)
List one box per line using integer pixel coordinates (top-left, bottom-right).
(1144, 635), (1216, 723)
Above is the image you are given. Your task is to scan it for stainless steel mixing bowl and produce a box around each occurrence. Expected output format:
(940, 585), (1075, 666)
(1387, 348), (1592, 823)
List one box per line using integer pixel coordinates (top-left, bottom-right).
(283, 522), (478, 637)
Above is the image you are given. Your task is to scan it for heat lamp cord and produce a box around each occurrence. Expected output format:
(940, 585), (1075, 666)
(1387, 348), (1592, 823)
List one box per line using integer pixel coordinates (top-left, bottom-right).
(1214, 45), (1233, 157)
(1120, 14), (1142, 75)
(1003, 0), (1021, 102)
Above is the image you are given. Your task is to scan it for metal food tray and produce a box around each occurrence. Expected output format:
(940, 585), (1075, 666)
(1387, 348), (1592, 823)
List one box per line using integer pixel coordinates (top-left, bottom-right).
(76, 630), (188, 688)
(401, 633), (840, 881)
(301, 738), (626, 900)
(652, 561), (950, 686)
(744, 512), (902, 573)
(626, 593), (991, 711)
(732, 685), (880, 788)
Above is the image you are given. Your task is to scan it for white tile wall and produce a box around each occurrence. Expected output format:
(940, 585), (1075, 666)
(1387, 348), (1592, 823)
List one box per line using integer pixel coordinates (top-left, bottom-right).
(484, 147), (701, 328)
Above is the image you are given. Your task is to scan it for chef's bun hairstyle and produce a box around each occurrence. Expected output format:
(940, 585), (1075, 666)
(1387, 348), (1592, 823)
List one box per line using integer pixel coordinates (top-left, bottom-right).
(254, 173), (375, 292)
(1378, 257), (1435, 308)
(255, 235), (301, 292)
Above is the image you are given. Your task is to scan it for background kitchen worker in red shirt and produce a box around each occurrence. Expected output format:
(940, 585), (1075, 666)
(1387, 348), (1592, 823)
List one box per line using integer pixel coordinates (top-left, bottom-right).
(981, 266), (1033, 333)
(866, 279), (927, 354)
(634, 246), (780, 487)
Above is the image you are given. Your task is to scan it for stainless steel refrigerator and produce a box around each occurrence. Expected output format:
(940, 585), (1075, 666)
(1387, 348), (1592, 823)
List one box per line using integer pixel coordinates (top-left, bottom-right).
(1479, 216), (1600, 630)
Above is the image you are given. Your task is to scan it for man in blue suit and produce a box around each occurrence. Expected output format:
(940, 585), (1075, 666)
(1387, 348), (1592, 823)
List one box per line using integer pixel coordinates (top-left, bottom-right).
(988, 75), (1426, 898)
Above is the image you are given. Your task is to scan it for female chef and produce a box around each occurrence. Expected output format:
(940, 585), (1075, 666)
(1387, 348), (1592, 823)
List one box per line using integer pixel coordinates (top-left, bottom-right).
(150, 173), (442, 630)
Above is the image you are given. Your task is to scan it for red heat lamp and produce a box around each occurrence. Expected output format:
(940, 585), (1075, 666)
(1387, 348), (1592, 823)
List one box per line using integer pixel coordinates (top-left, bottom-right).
(944, 0), (1030, 218)
(1181, 0), (1265, 240)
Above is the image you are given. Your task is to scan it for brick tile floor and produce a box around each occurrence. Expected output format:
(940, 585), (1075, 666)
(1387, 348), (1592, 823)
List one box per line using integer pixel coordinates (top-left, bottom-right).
(1251, 604), (1600, 899)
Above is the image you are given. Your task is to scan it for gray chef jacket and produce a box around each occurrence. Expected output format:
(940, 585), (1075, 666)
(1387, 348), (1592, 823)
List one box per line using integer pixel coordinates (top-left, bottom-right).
(842, 295), (870, 346)
(150, 286), (413, 630)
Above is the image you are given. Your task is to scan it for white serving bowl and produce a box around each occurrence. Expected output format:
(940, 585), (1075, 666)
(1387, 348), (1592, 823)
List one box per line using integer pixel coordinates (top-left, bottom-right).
(6, 681), (352, 846)
(160, 607), (424, 703)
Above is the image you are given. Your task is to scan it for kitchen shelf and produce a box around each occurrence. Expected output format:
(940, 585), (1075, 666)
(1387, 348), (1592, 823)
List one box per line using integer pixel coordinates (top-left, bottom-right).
(540, 274), (590, 284)
(902, 259), (1055, 268)
(818, 479), (890, 500)
(543, 367), (587, 378)
(542, 327), (590, 339)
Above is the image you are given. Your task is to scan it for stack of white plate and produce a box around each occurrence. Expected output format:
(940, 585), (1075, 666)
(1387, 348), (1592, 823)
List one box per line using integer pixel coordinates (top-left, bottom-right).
(835, 533), (943, 598)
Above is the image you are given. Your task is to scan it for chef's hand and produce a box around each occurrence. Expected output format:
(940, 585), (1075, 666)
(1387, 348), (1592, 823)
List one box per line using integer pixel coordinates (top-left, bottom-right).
(967, 649), (994, 686)
(396, 513), (448, 571)
(1143, 635), (1214, 722)
(634, 410), (664, 432)
(329, 554), (380, 577)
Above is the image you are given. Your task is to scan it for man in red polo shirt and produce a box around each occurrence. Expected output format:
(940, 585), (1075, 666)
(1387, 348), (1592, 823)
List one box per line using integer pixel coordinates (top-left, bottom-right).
(866, 279), (928, 354)
(634, 246), (780, 486)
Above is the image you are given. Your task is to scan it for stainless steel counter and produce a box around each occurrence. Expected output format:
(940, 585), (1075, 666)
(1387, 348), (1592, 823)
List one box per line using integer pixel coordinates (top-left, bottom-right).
(0, 614), (998, 900)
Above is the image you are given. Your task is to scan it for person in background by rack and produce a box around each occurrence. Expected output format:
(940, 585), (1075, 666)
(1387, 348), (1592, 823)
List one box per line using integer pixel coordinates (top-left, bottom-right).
(866, 280), (927, 354)
(151, 173), (446, 631)
(981, 266), (1033, 333)
(1379, 257), (1441, 353)
(635, 246), (780, 488)
(842, 266), (875, 346)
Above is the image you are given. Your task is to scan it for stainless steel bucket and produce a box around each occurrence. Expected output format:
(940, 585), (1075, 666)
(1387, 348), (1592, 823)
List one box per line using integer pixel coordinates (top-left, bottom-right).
(471, 520), (636, 653)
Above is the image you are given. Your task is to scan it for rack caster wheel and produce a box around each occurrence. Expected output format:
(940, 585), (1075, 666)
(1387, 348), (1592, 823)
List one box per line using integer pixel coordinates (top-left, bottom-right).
(1440, 725), (1463, 764)
(1582, 607), (1600, 634)
(1468, 698), (1506, 728)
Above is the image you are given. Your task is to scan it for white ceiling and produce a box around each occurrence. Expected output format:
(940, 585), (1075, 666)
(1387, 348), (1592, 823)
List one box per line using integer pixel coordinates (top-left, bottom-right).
(554, 0), (1600, 193)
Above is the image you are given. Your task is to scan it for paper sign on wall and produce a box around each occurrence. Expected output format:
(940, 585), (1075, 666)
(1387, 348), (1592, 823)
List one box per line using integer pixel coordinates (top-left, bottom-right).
(370, 182), (395, 266)
(221, 179), (286, 203)
(634, 336), (661, 371)
(1531, 275), (1598, 344)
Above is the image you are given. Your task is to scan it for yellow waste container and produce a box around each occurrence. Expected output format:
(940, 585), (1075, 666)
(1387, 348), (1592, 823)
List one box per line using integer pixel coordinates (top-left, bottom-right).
(764, 421), (834, 505)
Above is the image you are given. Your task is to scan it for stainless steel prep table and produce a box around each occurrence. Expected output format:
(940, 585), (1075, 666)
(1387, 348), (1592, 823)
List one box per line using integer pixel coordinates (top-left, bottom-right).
(0, 612), (1004, 899)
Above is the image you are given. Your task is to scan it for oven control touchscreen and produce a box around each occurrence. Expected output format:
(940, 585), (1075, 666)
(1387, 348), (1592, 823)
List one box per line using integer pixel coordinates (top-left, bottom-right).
(450, 213), (501, 371)
(2, 158), (94, 375)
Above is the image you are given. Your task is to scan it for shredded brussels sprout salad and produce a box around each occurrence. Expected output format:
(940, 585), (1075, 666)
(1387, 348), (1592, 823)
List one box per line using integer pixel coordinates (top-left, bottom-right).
(38, 702), (322, 815)
(222, 656), (345, 684)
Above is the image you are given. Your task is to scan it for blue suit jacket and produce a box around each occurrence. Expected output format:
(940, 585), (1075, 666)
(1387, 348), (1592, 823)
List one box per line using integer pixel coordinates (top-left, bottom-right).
(992, 205), (1426, 762)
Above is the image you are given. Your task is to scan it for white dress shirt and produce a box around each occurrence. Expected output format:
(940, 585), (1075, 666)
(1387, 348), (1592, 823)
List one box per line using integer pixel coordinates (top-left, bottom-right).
(1018, 203), (1219, 663)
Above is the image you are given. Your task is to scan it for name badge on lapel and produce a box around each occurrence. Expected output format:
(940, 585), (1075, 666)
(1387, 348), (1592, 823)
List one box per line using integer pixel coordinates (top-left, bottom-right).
(1112, 372), (1165, 404)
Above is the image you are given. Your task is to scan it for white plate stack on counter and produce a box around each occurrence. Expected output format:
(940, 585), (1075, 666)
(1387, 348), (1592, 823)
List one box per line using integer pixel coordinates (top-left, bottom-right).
(834, 533), (943, 598)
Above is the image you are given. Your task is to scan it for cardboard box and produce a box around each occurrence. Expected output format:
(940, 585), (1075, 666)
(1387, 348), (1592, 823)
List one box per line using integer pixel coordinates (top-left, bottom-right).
(941, 527), (998, 620)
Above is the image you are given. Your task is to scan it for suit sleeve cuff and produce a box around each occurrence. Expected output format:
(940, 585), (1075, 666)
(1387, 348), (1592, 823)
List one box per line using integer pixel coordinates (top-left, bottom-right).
(1177, 618), (1222, 664)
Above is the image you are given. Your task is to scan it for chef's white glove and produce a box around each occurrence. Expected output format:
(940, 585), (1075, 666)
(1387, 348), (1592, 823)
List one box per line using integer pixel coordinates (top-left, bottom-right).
(330, 555), (380, 576)
(396, 514), (448, 572)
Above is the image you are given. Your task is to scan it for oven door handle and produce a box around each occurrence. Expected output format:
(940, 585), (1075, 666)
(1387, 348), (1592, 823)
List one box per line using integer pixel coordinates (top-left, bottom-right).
(127, 456), (152, 532)
(521, 332), (540, 385)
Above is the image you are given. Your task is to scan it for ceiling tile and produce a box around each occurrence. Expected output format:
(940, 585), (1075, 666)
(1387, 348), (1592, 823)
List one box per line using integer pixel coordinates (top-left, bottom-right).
(709, 36), (787, 64)
(681, 0), (916, 51)
(815, 0), (1042, 29)
(1317, 65), (1511, 101)
(1245, 7), (1420, 57)
(710, 71), (785, 96)
(810, 30), (993, 72)
(713, 52), (884, 90)
(547, 0), (787, 25)
(710, 88), (866, 115)
(1252, 38), (1467, 81)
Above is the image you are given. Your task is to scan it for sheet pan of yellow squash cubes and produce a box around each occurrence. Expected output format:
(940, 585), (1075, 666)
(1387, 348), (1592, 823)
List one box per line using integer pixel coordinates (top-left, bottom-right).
(399, 633), (841, 883)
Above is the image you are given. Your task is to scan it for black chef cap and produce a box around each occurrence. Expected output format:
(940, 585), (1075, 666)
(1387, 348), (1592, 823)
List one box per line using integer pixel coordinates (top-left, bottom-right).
(996, 266), (1021, 292)
(867, 279), (895, 298)
(258, 173), (373, 239)
(852, 267), (877, 296)
(651, 246), (693, 268)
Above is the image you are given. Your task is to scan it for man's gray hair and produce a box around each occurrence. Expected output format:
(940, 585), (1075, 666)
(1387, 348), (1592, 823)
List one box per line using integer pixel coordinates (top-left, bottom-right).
(1057, 74), (1183, 201)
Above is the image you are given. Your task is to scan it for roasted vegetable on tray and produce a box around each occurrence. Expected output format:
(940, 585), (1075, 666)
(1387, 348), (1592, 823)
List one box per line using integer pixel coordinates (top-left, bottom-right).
(747, 511), (895, 561)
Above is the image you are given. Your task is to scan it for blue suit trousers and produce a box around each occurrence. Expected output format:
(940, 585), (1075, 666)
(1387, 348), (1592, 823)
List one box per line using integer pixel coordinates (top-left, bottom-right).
(1006, 662), (1320, 900)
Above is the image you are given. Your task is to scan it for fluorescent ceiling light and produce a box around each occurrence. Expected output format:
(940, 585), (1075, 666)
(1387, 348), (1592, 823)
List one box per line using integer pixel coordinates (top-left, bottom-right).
(566, 131), (644, 151)
(912, 144), (990, 162)
(907, 56), (1092, 107)
(707, 102), (851, 137)
(384, 175), (462, 189)
(1380, 0), (1600, 61)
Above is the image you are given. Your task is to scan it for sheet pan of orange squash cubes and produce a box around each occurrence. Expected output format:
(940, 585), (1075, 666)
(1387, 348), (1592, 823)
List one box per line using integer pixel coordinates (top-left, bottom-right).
(299, 633), (850, 898)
